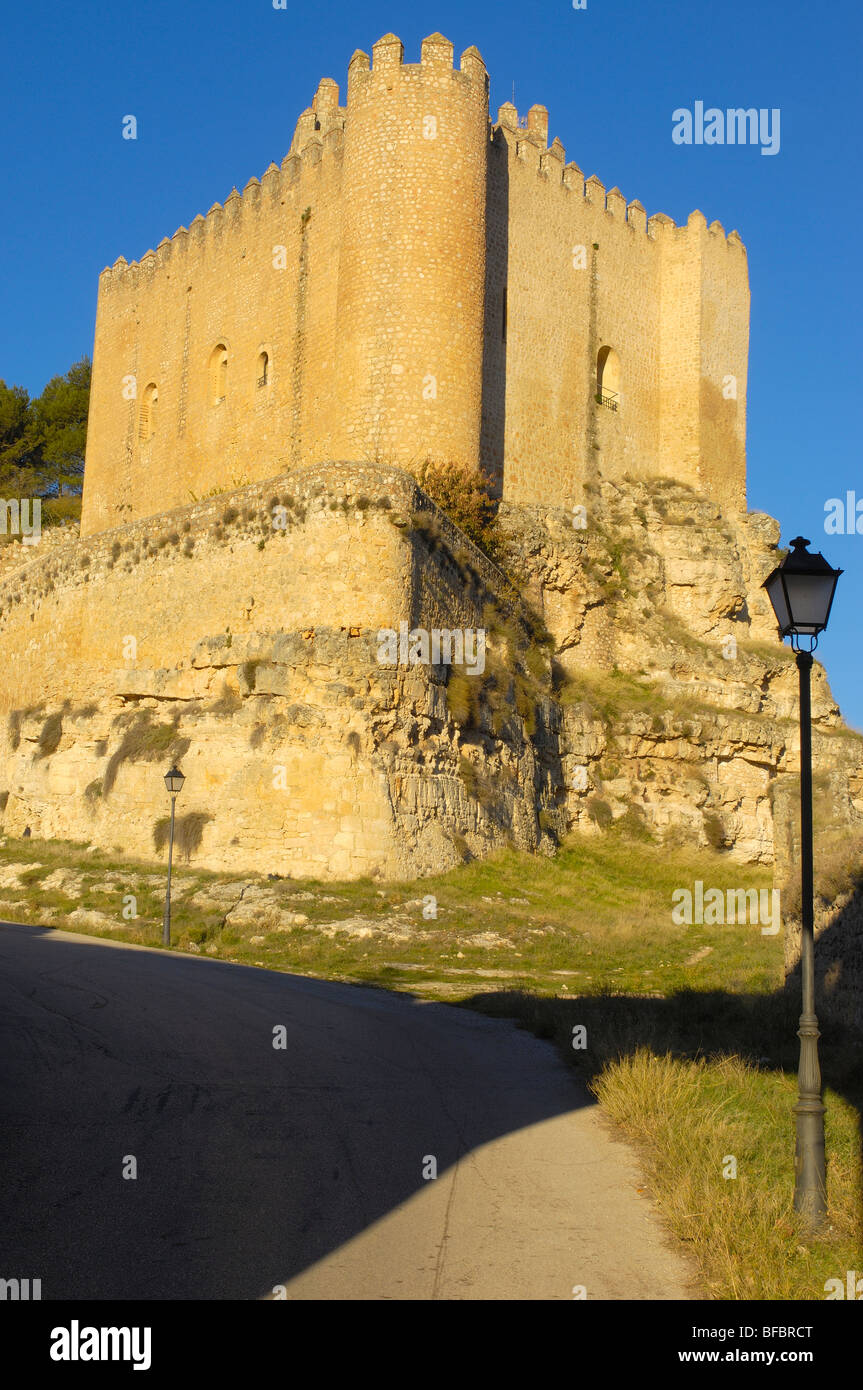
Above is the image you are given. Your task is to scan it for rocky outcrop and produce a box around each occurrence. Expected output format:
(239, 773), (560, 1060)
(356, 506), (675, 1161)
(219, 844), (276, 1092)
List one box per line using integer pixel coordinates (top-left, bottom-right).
(0, 465), (860, 880)
(496, 477), (863, 870)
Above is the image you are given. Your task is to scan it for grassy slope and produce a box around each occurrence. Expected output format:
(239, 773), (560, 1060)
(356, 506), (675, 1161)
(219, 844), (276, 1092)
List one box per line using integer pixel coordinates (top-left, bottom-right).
(0, 830), (859, 1300)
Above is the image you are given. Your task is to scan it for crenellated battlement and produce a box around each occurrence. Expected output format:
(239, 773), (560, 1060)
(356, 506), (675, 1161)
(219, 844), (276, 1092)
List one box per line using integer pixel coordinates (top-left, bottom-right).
(85, 32), (751, 534)
(99, 129), (346, 288)
(95, 34), (746, 291)
(492, 101), (746, 253)
(343, 31), (488, 85)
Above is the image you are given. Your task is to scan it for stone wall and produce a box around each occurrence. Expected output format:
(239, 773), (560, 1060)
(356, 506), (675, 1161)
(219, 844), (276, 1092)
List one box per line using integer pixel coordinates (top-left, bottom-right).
(81, 101), (347, 536)
(0, 464), (552, 880)
(80, 31), (750, 536)
(6, 463), (863, 883)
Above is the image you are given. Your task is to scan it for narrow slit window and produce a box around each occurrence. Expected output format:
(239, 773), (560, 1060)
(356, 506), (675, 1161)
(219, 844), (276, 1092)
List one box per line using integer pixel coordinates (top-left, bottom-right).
(139, 383), (158, 440)
(596, 346), (621, 411)
(209, 344), (228, 404)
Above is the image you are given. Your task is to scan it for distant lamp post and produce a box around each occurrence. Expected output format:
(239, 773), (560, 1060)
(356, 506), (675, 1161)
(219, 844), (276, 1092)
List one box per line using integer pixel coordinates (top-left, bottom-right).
(763, 536), (842, 1226)
(162, 765), (186, 948)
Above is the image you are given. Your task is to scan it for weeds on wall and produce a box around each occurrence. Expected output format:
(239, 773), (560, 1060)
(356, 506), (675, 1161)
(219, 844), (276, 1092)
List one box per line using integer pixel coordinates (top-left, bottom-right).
(84, 779), (103, 806)
(152, 810), (213, 862)
(36, 712), (63, 759)
(103, 711), (191, 797)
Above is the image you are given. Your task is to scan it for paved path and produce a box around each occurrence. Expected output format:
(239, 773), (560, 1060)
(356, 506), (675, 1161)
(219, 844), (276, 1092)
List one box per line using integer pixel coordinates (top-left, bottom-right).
(0, 923), (698, 1300)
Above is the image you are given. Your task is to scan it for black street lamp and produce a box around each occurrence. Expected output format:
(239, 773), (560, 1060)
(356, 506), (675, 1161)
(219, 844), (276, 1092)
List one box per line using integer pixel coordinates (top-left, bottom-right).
(162, 765), (186, 947)
(763, 536), (842, 1227)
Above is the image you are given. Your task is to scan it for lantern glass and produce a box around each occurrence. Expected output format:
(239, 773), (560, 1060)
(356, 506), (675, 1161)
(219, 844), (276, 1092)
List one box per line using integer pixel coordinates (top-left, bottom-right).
(782, 571), (839, 634)
(763, 537), (842, 638)
(764, 570), (791, 633)
(164, 766), (185, 796)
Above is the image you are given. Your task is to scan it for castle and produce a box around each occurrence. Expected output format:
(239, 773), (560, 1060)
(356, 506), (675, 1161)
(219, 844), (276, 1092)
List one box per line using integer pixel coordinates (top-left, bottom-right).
(81, 32), (749, 536)
(3, 33), (859, 890)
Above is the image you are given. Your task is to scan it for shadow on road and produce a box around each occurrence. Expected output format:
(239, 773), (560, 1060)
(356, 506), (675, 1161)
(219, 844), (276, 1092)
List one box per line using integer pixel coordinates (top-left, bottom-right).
(0, 925), (595, 1300)
(1, 912), (858, 1300)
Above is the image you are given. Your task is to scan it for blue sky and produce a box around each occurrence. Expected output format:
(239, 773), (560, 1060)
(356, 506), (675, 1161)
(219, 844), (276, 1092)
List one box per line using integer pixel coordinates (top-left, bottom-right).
(1, 0), (861, 723)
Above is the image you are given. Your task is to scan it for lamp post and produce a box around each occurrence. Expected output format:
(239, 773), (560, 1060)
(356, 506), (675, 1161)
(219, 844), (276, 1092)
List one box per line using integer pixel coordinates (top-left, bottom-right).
(762, 536), (842, 1226)
(162, 765), (186, 947)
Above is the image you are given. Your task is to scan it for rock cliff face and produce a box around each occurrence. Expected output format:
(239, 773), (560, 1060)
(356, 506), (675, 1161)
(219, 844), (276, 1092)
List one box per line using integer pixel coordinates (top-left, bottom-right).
(496, 477), (863, 873)
(0, 464), (860, 880)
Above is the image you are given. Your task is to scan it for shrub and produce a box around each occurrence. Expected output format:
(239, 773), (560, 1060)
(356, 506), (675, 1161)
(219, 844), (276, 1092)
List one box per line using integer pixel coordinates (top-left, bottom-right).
(449, 831), (470, 862)
(614, 804), (652, 842)
(415, 457), (498, 558)
(210, 681), (242, 713)
(239, 660), (261, 692)
(459, 755), (478, 800)
(514, 680), (537, 736)
(447, 672), (479, 728)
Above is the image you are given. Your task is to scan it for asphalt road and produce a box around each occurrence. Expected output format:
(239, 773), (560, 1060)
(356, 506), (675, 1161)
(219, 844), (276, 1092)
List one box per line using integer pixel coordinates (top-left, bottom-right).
(0, 923), (697, 1300)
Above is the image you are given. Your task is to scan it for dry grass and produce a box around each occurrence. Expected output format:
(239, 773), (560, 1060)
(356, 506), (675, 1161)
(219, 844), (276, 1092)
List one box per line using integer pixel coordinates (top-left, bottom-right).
(0, 828), (858, 1300)
(593, 1050), (861, 1300)
(103, 712), (190, 796)
(152, 810), (213, 861)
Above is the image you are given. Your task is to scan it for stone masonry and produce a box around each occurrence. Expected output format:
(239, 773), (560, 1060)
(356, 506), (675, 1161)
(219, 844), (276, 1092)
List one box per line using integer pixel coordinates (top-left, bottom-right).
(80, 32), (749, 536)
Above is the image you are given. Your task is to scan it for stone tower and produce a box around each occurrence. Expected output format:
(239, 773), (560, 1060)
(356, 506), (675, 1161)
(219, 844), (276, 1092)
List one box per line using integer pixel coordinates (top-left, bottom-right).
(80, 32), (750, 536)
(333, 34), (488, 473)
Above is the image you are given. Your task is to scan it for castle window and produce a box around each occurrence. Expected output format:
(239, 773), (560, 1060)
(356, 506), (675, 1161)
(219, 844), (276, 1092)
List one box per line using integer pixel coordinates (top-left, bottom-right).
(209, 344), (228, 404)
(257, 351), (269, 388)
(596, 346), (621, 411)
(139, 383), (158, 440)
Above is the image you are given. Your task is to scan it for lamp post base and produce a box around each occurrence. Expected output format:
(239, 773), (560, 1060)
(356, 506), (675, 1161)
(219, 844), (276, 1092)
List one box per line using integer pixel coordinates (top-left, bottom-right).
(793, 1008), (827, 1228)
(793, 1103), (827, 1226)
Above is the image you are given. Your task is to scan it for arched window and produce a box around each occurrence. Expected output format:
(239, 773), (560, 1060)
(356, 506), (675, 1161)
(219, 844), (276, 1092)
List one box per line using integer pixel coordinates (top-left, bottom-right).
(139, 383), (158, 440)
(257, 351), (269, 388)
(596, 346), (621, 411)
(209, 344), (228, 404)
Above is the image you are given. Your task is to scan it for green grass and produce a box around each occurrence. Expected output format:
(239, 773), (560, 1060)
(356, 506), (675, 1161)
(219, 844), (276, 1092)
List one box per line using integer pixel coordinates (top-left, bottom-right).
(557, 664), (723, 724)
(0, 827), (858, 1300)
(468, 987), (861, 1301)
(0, 826), (782, 998)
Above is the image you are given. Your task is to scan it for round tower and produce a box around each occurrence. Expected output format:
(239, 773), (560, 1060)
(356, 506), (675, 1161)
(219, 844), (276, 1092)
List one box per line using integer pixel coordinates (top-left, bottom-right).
(333, 33), (489, 475)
